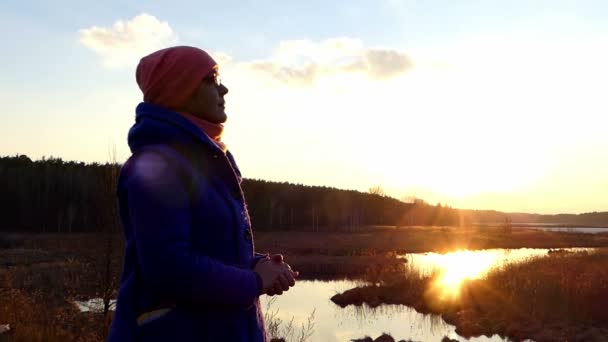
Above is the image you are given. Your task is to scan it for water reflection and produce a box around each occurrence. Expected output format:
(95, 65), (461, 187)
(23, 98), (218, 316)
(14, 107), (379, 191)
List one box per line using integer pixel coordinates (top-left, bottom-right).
(76, 248), (592, 341)
(403, 248), (592, 299)
(522, 227), (608, 234)
(335, 303), (452, 339)
(74, 298), (116, 312)
(429, 250), (497, 298)
(261, 279), (508, 341)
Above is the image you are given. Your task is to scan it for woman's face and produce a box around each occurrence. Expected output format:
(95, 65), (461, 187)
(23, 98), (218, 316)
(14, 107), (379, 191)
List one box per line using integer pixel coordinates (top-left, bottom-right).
(183, 69), (229, 123)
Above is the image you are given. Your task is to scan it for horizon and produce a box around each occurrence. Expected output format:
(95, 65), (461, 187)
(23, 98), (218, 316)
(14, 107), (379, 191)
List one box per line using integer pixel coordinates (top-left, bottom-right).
(2, 152), (605, 217)
(2, 1), (607, 214)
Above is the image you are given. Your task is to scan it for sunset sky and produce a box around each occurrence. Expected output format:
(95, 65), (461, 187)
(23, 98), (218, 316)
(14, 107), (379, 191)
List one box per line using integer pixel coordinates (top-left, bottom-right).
(1, 1), (607, 214)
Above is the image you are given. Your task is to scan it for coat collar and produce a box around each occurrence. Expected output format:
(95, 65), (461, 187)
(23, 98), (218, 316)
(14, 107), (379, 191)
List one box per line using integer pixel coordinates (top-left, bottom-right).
(135, 102), (223, 154)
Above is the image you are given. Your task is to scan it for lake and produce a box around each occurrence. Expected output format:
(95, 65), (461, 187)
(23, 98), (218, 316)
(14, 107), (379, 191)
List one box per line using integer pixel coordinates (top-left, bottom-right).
(262, 248), (593, 341)
(260, 279), (506, 341)
(77, 247), (592, 341)
(517, 227), (608, 234)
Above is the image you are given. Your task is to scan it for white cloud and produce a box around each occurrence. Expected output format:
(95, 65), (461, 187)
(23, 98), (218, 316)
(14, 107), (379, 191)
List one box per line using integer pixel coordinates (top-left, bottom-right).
(79, 13), (178, 69)
(209, 51), (234, 69)
(245, 37), (413, 85)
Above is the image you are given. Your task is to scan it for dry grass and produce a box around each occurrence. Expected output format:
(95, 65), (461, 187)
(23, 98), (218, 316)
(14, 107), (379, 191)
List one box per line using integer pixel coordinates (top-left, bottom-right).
(3, 231), (608, 341)
(288, 254), (406, 280)
(0, 235), (120, 341)
(254, 227), (608, 256)
(264, 297), (315, 342)
(332, 249), (608, 342)
(0, 266), (109, 342)
(455, 249), (608, 332)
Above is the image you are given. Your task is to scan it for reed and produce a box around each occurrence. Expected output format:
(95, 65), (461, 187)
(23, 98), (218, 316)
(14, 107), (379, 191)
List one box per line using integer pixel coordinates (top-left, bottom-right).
(332, 249), (608, 341)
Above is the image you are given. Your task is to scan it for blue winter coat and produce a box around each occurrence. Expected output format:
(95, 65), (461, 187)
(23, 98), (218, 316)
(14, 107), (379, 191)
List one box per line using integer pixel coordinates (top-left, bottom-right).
(108, 102), (267, 341)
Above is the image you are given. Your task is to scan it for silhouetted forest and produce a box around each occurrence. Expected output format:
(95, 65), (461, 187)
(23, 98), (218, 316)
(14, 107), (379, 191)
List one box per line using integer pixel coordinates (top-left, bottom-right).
(1, 154), (607, 233)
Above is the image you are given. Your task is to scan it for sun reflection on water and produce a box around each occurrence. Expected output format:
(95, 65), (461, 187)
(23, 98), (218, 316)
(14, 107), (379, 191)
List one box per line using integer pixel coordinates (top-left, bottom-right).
(427, 250), (499, 298)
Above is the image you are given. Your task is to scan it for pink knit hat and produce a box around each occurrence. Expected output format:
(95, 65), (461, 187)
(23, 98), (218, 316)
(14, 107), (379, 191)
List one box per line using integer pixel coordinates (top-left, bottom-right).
(136, 46), (217, 109)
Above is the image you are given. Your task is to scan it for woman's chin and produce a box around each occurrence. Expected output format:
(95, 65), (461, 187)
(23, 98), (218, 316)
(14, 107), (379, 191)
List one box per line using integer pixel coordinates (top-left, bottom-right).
(202, 111), (227, 124)
(216, 112), (228, 124)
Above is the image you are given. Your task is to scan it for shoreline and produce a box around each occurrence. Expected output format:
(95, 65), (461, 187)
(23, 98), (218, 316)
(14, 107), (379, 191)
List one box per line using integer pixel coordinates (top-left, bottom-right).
(331, 250), (608, 342)
(2, 232), (608, 341)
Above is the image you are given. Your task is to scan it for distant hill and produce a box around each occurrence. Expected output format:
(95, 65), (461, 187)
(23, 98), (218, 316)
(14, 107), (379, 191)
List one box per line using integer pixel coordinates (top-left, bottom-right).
(465, 209), (608, 227)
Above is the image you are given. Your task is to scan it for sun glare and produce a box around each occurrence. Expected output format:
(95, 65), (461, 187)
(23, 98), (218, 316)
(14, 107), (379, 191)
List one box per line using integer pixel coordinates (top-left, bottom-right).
(429, 250), (498, 298)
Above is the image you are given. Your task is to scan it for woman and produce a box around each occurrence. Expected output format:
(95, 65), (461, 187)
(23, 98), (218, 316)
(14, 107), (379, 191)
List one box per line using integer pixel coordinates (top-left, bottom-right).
(108, 46), (298, 341)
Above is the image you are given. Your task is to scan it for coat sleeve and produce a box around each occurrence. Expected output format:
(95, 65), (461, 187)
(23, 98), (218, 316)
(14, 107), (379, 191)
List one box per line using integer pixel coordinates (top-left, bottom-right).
(124, 151), (261, 307)
(250, 253), (269, 269)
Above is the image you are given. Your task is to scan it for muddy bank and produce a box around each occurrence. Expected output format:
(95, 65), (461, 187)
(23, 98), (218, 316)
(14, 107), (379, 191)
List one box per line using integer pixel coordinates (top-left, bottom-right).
(254, 227), (608, 256)
(288, 255), (407, 280)
(351, 334), (457, 342)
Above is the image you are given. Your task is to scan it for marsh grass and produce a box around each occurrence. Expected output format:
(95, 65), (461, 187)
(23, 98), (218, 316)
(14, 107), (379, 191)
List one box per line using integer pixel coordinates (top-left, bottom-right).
(288, 254), (407, 280)
(0, 239), (119, 341)
(332, 249), (608, 341)
(264, 297), (315, 342)
(3, 231), (608, 341)
(475, 249), (608, 324)
(0, 281), (106, 342)
(254, 228), (608, 256)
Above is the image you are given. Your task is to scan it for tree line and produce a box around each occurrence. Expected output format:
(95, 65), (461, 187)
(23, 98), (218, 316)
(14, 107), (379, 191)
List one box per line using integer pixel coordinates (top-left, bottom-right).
(0, 154), (469, 233)
(1, 154), (606, 233)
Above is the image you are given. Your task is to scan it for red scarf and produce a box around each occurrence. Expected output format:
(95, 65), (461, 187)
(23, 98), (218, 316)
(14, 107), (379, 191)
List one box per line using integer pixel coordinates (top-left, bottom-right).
(178, 112), (227, 152)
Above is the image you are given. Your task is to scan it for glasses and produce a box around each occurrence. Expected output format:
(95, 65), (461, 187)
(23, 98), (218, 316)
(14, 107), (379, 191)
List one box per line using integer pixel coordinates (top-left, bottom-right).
(204, 72), (222, 87)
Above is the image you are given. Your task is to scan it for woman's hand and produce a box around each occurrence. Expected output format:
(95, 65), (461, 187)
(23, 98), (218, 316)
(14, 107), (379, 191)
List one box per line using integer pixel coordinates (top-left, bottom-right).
(265, 254), (298, 296)
(253, 254), (298, 296)
(254, 255), (298, 295)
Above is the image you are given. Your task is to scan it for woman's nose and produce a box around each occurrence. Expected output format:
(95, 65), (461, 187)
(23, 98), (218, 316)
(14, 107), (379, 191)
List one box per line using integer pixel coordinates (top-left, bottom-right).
(219, 83), (229, 95)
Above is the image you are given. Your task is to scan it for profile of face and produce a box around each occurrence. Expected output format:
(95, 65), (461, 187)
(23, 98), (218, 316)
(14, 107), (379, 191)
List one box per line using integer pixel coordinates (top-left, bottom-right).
(183, 67), (229, 124)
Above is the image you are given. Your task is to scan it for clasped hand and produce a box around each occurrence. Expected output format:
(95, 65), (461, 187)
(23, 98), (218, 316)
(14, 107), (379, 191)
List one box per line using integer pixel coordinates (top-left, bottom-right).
(253, 254), (298, 296)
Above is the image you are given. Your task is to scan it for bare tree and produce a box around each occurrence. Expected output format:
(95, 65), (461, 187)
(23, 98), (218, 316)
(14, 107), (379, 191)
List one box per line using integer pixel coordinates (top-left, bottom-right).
(98, 144), (121, 337)
(66, 201), (77, 233)
(368, 185), (385, 197)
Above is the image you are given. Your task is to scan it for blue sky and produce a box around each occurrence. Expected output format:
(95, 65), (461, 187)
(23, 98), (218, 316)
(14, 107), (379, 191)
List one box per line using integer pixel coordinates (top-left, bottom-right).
(2, 1), (608, 213)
